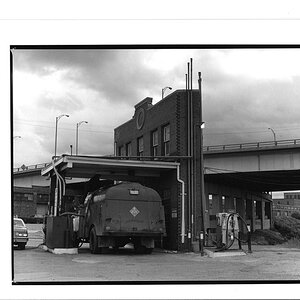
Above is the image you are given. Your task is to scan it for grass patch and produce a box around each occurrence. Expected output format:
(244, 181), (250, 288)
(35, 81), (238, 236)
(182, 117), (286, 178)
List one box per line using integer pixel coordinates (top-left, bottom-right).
(281, 238), (300, 248)
(274, 216), (300, 239)
(251, 229), (286, 245)
(291, 211), (300, 220)
(251, 216), (300, 246)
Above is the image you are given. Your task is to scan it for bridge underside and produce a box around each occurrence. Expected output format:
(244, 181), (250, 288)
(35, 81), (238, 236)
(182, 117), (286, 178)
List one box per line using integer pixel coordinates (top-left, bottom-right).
(205, 169), (300, 192)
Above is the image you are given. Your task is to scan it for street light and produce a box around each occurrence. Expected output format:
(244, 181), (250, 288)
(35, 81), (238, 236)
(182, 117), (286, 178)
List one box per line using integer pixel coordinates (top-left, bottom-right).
(54, 114), (69, 158)
(76, 121), (88, 155)
(268, 127), (276, 142)
(13, 135), (21, 139)
(162, 86), (172, 99)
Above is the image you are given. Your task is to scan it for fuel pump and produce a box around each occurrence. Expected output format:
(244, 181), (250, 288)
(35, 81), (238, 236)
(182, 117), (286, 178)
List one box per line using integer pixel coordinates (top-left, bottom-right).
(215, 212), (252, 252)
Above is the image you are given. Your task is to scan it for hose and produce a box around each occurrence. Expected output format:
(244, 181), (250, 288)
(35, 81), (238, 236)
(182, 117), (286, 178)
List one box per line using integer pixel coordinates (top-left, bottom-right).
(215, 212), (251, 251)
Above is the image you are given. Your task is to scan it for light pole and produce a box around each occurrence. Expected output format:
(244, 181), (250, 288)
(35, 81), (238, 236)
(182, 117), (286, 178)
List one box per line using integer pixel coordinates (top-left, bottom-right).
(76, 121), (88, 155)
(268, 127), (276, 142)
(162, 86), (172, 99)
(54, 114), (69, 158)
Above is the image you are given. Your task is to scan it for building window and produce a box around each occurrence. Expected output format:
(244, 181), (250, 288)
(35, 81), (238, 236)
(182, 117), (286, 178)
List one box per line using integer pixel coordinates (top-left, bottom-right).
(137, 137), (143, 157)
(151, 130), (159, 157)
(126, 142), (132, 157)
(162, 124), (170, 156)
(287, 201), (290, 205)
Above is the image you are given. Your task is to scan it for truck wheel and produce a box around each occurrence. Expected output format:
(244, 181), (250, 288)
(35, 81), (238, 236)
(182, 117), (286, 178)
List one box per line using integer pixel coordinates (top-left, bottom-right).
(18, 243), (26, 250)
(144, 248), (153, 254)
(89, 228), (101, 254)
(134, 245), (152, 254)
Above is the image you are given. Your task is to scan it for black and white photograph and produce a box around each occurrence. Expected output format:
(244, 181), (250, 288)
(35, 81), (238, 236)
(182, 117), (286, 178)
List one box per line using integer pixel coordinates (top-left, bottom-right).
(11, 46), (300, 285)
(2, 0), (300, 298)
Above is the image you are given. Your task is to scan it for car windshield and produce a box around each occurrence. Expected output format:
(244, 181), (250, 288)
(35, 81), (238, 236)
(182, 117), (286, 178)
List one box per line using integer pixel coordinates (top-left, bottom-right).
(14, 219), (25, 227)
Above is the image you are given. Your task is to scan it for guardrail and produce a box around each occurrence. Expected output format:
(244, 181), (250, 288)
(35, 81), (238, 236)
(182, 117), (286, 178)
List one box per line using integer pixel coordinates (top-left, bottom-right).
(13, 139), (300, 173)
(13, 163), (50, 173)
(204, 139), (300, 152)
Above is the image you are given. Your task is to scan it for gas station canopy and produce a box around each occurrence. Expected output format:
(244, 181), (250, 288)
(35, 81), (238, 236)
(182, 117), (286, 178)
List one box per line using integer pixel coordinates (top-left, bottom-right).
(41, 155), (180, 181)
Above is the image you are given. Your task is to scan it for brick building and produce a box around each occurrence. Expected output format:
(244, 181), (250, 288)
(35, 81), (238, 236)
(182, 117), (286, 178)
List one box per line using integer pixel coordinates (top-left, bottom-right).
(273, 192), (300, 216)
(114, 90), (205, 251)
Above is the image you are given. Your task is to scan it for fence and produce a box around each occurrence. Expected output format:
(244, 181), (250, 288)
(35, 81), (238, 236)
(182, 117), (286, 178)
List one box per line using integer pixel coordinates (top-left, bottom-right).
(204, 139), (300, 152)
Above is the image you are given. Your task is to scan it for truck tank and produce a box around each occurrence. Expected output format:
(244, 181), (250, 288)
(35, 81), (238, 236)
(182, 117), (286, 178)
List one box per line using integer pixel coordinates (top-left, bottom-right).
(77, 182), (166, 254)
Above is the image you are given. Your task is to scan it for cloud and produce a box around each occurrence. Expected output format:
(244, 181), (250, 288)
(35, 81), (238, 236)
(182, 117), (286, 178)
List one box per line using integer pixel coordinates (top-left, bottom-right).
(13, 49), (167, 106)
(203, 73), (300, 145)
(12, 48), (300, 166)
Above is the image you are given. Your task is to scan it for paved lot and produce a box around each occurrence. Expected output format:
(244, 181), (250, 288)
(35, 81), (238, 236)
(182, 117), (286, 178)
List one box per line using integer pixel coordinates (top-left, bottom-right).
(13, 225), (300, 283)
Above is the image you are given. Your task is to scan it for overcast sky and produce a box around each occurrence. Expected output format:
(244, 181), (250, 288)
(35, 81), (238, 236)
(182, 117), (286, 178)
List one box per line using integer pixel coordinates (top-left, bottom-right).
(12, 48), (300, 168)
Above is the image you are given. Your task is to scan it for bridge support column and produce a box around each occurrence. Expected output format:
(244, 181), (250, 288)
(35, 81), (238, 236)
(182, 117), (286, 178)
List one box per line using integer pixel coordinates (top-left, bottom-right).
(251, 197), (255, 233)
(261, 200), (265, 230)
(265, 200), (272, 230)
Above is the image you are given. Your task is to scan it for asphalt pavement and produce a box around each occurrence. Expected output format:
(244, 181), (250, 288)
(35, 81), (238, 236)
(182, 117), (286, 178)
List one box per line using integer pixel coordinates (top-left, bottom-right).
(12, 224), (300, 283)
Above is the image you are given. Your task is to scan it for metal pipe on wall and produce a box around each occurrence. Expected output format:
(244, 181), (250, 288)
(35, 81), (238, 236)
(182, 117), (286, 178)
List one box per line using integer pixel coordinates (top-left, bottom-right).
(186, 62), (192, 246)
(177, 164), (186, 244)
(190, 58), (195, 241)
(198, 71), (206, 239)
(51, 158), (66, 216)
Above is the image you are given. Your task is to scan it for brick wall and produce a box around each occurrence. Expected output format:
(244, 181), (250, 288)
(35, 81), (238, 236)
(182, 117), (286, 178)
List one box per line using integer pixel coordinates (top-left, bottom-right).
(13, 188), (36, 218)
(114, 90), (202, 250)
(13, 186), (49, 220)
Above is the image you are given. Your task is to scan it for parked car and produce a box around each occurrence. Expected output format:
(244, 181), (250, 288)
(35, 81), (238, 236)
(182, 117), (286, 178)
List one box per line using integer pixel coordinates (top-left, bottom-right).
(13, 218), (28, 250)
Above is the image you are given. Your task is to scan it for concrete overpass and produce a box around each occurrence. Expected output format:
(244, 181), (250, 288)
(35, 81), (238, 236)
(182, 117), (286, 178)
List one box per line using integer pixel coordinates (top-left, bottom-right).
(204, 139), (300, 192)
(14, 139), (300, 192)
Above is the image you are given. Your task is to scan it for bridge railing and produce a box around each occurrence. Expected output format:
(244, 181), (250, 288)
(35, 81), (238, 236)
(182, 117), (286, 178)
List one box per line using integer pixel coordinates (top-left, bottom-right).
(13, 139), (300, 172)
(13, 163), (50, 173)
(204, 139), (300, 152)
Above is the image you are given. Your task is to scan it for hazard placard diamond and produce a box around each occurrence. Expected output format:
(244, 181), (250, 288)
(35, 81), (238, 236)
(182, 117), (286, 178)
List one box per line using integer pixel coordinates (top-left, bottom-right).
(130, 206), (140, 217)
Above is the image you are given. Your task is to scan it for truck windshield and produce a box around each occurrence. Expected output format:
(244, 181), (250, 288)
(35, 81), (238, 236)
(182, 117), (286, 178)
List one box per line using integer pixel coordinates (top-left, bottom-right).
(14, 219), (25, 227)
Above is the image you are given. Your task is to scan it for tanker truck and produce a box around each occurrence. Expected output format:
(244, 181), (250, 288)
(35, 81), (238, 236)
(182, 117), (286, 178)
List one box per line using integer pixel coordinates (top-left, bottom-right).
(74, 181), (166, 254)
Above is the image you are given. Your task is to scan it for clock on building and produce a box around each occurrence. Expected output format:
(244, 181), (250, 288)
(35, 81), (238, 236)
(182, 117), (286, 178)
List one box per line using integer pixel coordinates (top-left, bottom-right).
(136, 108), (145, 130)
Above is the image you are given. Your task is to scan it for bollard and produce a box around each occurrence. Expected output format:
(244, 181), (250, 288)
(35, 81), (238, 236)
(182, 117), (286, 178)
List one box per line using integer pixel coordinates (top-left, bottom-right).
(238, 231), (242, 250)
(247, 231), (252, 253)
(199, 231), (204, 256)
